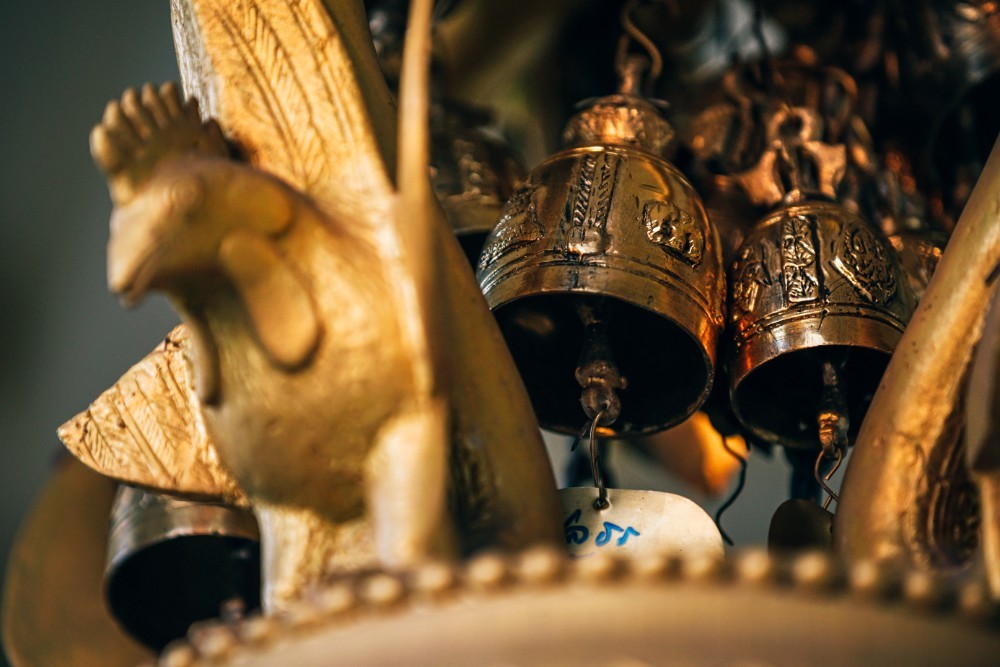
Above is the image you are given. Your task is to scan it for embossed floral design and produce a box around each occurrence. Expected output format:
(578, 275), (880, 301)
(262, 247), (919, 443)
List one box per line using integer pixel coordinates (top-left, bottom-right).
(642, 199), (704, 266)
(477, 185), (543, 273)
(832, 223), (897, 305)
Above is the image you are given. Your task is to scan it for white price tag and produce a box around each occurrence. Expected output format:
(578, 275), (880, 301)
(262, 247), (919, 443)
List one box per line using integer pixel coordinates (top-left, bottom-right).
(559, 487), (723, 560)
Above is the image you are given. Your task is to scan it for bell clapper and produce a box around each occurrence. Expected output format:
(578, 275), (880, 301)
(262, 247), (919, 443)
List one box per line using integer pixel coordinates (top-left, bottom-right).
(570, 301), (628, 511)
(815, 355), (850, 510)
(575, 301), (628, 429)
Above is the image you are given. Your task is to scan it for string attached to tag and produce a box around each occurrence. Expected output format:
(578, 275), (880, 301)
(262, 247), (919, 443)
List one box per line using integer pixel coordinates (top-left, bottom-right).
(713, 433), (749, 546)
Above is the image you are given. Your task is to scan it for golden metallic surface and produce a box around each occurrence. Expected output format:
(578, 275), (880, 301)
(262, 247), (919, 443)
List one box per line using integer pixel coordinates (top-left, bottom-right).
(834, 134), (1000, 569)
(65, 0), (560, 612)
(477, 92), (725, 437)
(888, 230), (947, 302)
(169, 551), (1000, 667)
(866, 148), (949, 302)
(1, 460), (153, 667)
(430, 104), (526, 261)
(58, 326), (244, 505)
(728, 199), (916, 449)
(967, 282), (1000, 597)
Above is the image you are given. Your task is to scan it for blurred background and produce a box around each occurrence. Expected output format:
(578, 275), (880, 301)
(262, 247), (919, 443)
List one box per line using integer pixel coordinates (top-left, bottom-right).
(0, 2), (796, 663)
(1, 4), (180, 662)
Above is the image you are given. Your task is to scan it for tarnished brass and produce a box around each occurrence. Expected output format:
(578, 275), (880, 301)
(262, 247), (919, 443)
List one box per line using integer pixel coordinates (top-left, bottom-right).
(834, 134), (1000, 570)
(104, 486), (260, 650)
(869, 148), (948, 302)
(367, 2), (527, 265)
(61, 0), (561, 612)
(699, 53), (918, 450)
(728, 198), (915, 448)
(477, 63), (725, 437)
(158, 550), (1000, 667)
(768, 499), (833, 553)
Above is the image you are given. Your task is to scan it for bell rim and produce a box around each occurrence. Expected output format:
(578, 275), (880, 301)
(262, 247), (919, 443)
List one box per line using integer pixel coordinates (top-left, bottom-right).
(106, 486), (259, 577)
(728, 307), (906, 447)
(484, 260), (722, 436)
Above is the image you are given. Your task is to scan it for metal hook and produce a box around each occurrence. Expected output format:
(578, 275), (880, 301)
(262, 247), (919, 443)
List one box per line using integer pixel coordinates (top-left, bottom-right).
(814, 447), (843, 510)
(616, 0), (664, 92)
(589, 411), (610, 510)
(569, 412), (610, 510)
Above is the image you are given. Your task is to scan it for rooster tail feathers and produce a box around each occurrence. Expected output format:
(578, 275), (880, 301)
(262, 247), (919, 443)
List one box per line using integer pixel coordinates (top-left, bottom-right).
(395, 0), (451, 401)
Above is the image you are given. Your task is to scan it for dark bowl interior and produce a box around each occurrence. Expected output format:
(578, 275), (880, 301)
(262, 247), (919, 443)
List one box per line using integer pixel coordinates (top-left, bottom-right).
(732, 345), (890, 449)
(495, 293), (711, 437)
(106, 535), (261, 651)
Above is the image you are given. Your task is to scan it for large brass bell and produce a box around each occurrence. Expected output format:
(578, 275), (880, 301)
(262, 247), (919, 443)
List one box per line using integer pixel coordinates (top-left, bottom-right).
(477, 56), (725, 437)
(693, 55), (920, 452)
(105, 486), (261, 650)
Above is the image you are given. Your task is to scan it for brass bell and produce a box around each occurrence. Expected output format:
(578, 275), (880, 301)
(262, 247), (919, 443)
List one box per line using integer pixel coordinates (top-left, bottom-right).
(105, 486), (261, 650)
(477, 55), (725, 437)
(367, 0), (525, 264)
(430, 103), (527, 264)
(871, 147), (948, 302)
(695, 55), (920, 452)
(728, 197), (916, 449)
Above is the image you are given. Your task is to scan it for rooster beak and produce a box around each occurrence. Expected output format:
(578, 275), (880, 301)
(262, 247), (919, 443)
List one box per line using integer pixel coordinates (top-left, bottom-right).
(106, 205), (159, 306)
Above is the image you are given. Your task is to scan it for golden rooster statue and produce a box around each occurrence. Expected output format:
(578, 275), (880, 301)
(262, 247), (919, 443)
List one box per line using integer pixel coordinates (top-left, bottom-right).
(57, 0), (561, 610)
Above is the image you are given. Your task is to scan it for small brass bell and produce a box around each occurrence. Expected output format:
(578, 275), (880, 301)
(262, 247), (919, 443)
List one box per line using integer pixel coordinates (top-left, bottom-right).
(105, 486), (261, 650)
(871, 147), (948, 302)
(726, 114), (917, 450)
(477, 55), (725, 437)
(430, 103), (527, 264)
(368, 0), (525, 264)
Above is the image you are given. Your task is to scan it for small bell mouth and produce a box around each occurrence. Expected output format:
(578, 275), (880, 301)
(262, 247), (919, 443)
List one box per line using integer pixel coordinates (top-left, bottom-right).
(493, 292), (713, 438)
(731, 344), (892, 450)
(104, 487), (261, 651)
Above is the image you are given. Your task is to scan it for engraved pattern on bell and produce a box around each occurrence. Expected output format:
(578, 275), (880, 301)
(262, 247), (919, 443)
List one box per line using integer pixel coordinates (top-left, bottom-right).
(642, 198), (703, 266)
(832, 222), (897, 305)
(429, 106), (527, 263)
(478, 134), (725, 436)
(728, 200), (916, 449)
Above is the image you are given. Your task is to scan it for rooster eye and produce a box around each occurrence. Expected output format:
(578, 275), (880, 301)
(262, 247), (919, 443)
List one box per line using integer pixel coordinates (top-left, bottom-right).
(169, 176), (205, 217)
